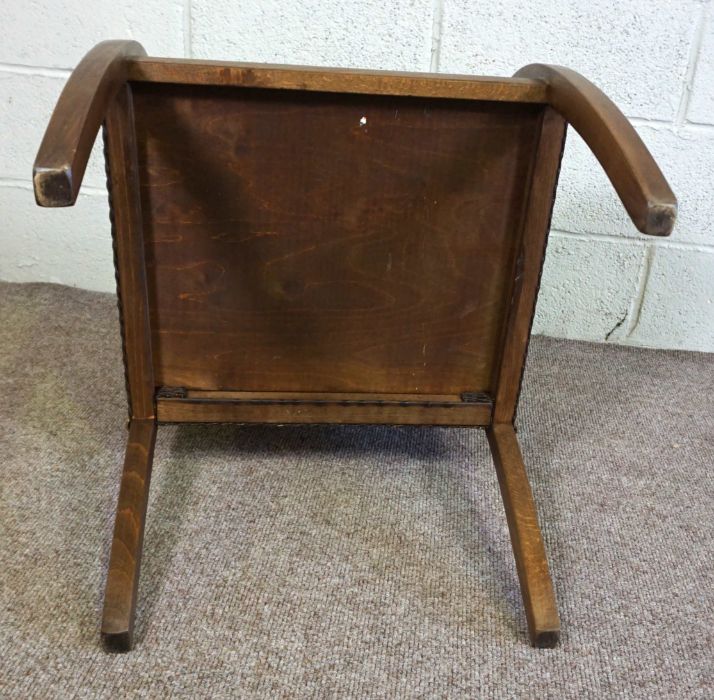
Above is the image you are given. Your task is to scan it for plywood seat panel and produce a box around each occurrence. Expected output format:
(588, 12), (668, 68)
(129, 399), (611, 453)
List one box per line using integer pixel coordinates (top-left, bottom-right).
(133, 83), (542, 394)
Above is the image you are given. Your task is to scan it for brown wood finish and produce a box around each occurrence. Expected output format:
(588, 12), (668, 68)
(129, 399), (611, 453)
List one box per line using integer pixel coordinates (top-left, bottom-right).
(101, 419), (157, 652)
(179, 389), (469, 401)
(128, 58), (548, 103)
(487, 423), (560, 647)
(156, 390), (492, 426)
(492, 109), (567, 424)
(104, 85), (155, 420)
(515, 64), (676, 236)
(33, 40), (146, 207)
(134, 84), (541, 397)
(34, 42), (677, 650)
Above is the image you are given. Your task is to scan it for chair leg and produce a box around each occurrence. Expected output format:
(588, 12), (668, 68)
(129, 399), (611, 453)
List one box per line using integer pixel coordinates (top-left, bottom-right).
(486, 423), (560, 647)
(101, 419), (157, 652)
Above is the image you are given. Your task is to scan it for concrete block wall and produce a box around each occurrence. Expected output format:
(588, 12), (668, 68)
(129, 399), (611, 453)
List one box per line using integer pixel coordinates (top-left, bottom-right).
(1, 0), (712, 351)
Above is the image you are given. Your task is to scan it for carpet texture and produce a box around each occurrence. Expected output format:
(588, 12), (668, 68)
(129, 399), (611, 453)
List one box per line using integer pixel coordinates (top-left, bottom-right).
(0, 280), (712, 698)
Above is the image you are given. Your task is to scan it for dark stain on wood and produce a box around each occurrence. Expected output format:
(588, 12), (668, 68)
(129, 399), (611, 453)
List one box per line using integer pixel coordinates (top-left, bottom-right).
(132, 83), (542, 394)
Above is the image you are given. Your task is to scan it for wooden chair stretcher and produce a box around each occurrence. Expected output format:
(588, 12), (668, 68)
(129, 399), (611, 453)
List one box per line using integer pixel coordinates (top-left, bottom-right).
(33, 41), (676, 651)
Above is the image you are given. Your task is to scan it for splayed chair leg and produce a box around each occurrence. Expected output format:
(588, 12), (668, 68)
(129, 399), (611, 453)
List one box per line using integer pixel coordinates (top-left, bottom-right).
(101, 419), (157, 652)
(486, 423), (560, 647)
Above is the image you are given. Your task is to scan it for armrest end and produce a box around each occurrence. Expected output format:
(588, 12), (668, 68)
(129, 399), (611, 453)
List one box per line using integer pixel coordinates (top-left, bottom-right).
(33, 40), (146, 208)
(33, 165), (74, 207)
(646, 201), (677, 237)
(516, 63), (676, 237)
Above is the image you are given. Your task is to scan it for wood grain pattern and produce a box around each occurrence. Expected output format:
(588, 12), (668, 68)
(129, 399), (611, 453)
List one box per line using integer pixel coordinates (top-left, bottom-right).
(33, 40), (146, 206)
(486, 423), (560, 647)
(34, 43), (679, 650)
(492, 108), (567, 424)
(133, 83), (542, 395)
(515, 64), (676, 236)
(178, 389), (468, 402)
(128, 58), (548, 103)
(105, 85), (155, 419)
(156, 390), (492, 426)
(101, 419), (157, 652)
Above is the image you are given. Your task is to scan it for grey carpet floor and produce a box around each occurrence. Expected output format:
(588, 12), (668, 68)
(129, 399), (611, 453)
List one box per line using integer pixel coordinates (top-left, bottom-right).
(0, 281), (712, 699)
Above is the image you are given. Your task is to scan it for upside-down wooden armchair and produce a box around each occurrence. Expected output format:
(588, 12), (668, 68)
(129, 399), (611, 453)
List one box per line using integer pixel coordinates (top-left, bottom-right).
(33, 41), (676, 651)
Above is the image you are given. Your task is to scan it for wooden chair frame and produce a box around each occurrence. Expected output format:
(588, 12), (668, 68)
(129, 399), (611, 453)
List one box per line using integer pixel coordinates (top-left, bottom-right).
(34, 41), (675, 651)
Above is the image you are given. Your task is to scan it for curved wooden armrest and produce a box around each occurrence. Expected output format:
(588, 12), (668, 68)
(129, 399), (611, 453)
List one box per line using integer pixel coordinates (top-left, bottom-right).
(515, 64), (676, 236)
(33, 40), (147, 207)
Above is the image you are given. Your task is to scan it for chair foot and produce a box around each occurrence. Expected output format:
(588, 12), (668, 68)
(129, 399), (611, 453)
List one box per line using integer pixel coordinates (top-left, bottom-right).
(532, 628), (560, 649)
(101, 419), (157, 652)
(486, 423), (561, 647)
(101, 629), (133, 653)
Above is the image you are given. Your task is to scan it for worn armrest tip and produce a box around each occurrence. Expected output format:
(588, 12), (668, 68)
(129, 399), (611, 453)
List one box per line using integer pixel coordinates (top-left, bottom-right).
(33, 166), (74, 207)
(645, 201), (677, 237)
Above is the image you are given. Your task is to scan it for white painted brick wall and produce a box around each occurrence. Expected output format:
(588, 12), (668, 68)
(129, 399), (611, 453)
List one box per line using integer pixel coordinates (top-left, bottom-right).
(1, 0), (712, 351)
(192, 0), (435, 71)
